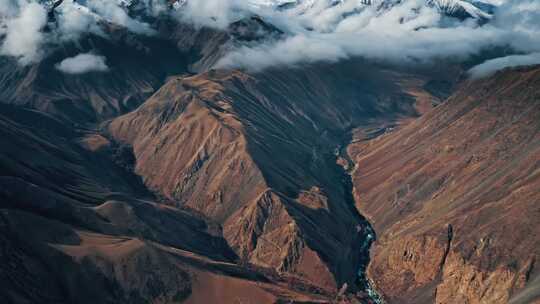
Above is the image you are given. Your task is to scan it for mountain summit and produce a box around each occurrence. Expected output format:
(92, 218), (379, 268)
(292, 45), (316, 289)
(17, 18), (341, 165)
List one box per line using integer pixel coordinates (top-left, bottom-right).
(250, 0), (495, 20)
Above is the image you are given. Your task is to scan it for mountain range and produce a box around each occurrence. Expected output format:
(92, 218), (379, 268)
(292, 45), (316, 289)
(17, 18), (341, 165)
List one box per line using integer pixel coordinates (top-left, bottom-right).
(256, 0), (495, 20)
(0, 0), (538, 304)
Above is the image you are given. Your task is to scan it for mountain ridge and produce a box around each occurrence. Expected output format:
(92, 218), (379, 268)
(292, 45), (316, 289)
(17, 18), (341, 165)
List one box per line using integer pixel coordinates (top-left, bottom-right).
(1, 1), (539, 303)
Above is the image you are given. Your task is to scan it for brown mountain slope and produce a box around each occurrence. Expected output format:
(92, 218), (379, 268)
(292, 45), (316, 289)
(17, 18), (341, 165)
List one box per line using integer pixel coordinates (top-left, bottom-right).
(0, 208), (333, 304)
(0, 103), (336, 304)
(107, 62), (440, 292)
(349, 66), (540, 303)
(3, 57), (443, 302)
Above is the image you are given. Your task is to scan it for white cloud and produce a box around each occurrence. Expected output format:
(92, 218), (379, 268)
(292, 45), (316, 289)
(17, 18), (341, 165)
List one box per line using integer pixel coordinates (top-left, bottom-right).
(493, 0), (540, 53)
(215, 0), (540, 71)
(55, 1), (105, 41)
(217, 1), (496, 70)
(0, 1), (47, 65)
(468, 53), (540, 79)
(1, 0), (539, 72)
(84, 0), (155, 35)
(0, 0), (159, 65)
(174, 0), (250, 29)
(0, 0), (20, 18)
(55, 53), (110, 74)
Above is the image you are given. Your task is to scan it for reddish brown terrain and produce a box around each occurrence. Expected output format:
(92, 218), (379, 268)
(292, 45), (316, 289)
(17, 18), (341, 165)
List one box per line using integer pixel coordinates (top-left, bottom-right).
(0, 5), (538, 303)
(106, 63), (426, 292)
(0, 100), (341, 303)
(0, 42), (433, 302)
(349, 66), (540, 304)
(1, 20), (388, 303)
(0, 48), (442, 301)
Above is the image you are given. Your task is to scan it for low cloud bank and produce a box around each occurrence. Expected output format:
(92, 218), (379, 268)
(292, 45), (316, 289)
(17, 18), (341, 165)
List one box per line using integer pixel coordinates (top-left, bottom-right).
(468, 53), (540, 79)
(56, 53), (109, 74)
(175, 0), (250, 29)
(1, 0), (539, 73)
(217, 0), (540, 71)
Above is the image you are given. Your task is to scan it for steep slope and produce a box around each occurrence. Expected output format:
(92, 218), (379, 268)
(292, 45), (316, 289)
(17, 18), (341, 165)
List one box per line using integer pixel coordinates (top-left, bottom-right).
(2, 55), (446, 303)
(349, 66), (540, 303)
(108, 61), (442, 293)
(0, 103), (336, 304)
(3, 1), (520, 302)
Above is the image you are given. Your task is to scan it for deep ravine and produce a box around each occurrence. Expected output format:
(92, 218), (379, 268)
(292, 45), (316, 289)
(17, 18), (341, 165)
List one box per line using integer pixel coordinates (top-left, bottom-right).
(335, 133), (384, 304)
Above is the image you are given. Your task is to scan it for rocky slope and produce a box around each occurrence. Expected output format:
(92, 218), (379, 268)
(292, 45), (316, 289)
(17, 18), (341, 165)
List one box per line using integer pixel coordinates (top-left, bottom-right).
(0, 99), (340, 304)
(1, 56), (444, 302)
(1, 10), (413, 302)
(3, 2), (536, 302)
(349, 66), (540, 304)
(107, 61), (441, 294)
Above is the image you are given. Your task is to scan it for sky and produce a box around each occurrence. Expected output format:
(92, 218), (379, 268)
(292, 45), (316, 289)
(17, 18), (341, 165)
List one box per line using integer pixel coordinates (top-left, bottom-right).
(0, 0), (539, 76)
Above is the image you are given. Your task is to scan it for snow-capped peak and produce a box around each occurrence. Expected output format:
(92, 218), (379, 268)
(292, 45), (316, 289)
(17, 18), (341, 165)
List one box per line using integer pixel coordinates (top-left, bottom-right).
(248, 0), (495, 20)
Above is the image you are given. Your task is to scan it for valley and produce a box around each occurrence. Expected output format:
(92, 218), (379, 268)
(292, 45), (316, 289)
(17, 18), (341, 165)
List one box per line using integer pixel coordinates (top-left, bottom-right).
(1, 1), (539, 303)
(0, 48), (447, 302)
